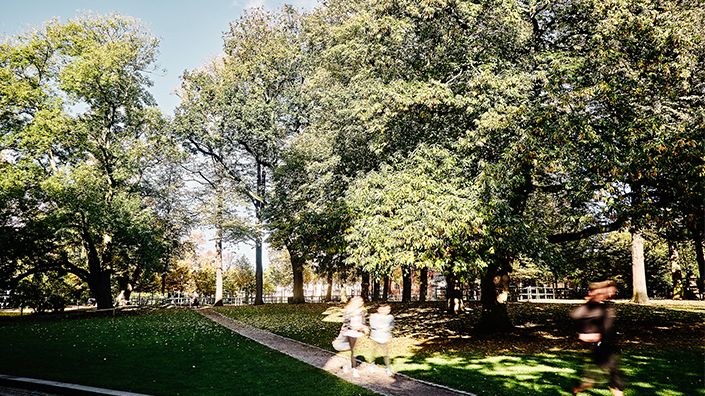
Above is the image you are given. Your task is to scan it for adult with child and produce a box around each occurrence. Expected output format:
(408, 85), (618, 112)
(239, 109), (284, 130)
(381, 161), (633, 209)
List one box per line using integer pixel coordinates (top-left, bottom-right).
(569, 280), (624, 396)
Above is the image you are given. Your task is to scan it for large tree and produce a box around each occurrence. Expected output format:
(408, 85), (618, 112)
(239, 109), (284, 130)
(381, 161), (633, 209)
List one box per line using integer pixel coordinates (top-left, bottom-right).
(173, 59), (254, 306)
(544, 0), (705, 303)
(174, 7), (305, 304)
(0, 16), (181, 309)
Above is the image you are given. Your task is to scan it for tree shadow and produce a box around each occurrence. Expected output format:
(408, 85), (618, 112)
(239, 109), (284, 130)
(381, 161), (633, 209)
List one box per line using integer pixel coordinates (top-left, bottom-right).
(385, 301), (704, 396)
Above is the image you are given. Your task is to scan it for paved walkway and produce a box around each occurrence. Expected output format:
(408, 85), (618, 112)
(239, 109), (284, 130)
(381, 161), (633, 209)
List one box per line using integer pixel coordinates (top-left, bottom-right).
(0, 386), (56, 396)
(200, 309), (475, 396)
(0, 375), (149, 396)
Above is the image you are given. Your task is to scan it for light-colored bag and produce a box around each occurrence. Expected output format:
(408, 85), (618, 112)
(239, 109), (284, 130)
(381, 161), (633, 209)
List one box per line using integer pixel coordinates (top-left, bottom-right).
(332, 333), (350, 351)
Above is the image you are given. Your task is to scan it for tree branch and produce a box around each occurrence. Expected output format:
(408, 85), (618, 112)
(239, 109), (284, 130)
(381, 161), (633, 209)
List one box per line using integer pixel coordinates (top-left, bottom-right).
(548, 217), (626, 244)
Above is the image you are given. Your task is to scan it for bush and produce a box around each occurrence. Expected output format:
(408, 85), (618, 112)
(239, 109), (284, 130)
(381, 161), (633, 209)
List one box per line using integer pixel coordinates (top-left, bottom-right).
(9, 272), (84, 312)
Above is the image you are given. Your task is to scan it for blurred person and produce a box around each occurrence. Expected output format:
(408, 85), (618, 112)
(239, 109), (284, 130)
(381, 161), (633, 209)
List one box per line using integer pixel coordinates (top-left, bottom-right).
(369, 303), (395, 376)
(569, 280), (624, 396)
(341, 296), (367, 378)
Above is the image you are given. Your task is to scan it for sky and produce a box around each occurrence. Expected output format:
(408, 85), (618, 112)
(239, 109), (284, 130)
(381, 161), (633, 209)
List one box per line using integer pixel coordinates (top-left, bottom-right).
(0, 0), (319, 113)
(1, 0), (320, 267)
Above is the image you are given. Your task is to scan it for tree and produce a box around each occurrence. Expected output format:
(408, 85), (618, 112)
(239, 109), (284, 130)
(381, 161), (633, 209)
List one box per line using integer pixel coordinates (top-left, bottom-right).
(174, 59), (256, 306)
(264, 249), (293, 291)
(346, 146), (484, 307)
(0, 16), (181, 309)
(267, 127), (353, 303)
(304, 0), (548, 328)
(224, 255), (256, 297)
(174, 7), (305, 305)
(544, 0), (705, 303)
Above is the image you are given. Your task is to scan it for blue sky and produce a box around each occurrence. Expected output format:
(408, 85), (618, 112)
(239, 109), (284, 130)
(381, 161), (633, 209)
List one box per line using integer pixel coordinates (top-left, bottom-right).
(0, 0), (319, 114)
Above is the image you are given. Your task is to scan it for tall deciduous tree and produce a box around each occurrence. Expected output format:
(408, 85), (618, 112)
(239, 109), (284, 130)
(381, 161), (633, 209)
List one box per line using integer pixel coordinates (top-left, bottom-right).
(0, 16), (182, 309)
(174, 7), (305, 304)
(173, 60), (252, 305)
(544, 0), (705, 303)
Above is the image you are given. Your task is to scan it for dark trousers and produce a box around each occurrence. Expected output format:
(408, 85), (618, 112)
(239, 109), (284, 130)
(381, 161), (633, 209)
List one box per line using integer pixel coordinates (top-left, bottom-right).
(580, 344), (624, 390)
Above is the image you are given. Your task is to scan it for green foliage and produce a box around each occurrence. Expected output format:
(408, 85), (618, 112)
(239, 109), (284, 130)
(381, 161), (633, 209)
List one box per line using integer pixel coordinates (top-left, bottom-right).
(0, 15), (187, 307)
(265, 249), (293, 288)
(192, 266), (216, 296)
(4, 0), (703, 309)
(174, 6), (308, 302)
(164, 262), (192, 293)
(346, 145), (484, 274)
(546, 0), (705, 237)
(266, 0), (705, 298)
(9, 272), (86, 312)
(224, 255), (256, 295)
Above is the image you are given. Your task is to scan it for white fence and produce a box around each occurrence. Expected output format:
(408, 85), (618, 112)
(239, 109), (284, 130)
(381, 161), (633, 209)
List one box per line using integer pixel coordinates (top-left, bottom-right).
(430, 285), (582, 302)
(0, 290), (9, 308)
(0, 285), (585, 310)
(126, 291), (337, 307)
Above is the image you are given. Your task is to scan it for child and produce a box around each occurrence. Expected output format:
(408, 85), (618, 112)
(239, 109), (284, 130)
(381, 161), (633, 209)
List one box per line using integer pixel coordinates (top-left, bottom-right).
(569, 280), (624, 396)
(341, 296), (367, 378)
(369, 304), (394, 376)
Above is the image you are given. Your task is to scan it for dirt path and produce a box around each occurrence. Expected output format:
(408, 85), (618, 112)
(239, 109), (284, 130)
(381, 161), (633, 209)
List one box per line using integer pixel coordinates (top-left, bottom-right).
(199, 309), (475, 396)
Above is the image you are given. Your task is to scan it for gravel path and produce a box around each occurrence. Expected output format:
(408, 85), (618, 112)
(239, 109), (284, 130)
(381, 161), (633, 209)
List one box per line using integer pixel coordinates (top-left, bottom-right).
(200, 309), (475, 396)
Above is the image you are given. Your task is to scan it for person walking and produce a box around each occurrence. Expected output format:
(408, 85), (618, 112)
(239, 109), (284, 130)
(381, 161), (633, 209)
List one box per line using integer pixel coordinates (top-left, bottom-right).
(569, 280), (624, 396)
(369, 303), (395, 376)
(341, 296), (367, 378)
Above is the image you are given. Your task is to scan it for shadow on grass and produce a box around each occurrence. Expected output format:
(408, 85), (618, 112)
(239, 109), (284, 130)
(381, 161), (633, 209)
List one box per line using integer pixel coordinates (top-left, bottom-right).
(216, 302), (704, 396)
(396, 340), (704, 396)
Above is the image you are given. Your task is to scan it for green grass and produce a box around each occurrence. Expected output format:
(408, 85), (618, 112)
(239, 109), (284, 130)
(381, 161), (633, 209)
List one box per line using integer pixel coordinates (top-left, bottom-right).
(0, 308), (375, 396)
(215, 301), (705, 396)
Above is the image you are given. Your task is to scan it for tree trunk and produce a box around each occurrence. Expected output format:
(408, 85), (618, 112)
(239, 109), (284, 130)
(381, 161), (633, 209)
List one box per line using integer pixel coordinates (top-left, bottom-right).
(361, 271), (370, 302)
(290, 250), (305, 304)
(372, 278), (380, 301)
(253, 162), (265, 305)
(160, 272), (167, 295)
(91, 271), (113, 310)
(214, 224), (224, 306)
(402, 266), (412, 303)
(125, 265), (142, 302)
(695, 237), (705, 297)
(84, 230), (113, 310)
(477, 261), (512, 332)
(254, 237), (264, 305)
(631, 230), (649, 304)
(325, 272), (333, 302)
(669, 242), (683, 300)
(382, 275), (389, 301)
(419, 267), (428, 302)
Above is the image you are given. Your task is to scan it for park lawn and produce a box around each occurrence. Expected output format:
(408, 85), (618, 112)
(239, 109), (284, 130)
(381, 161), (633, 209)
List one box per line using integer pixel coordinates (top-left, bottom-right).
(0, 308), (375, 396)
(215, 301), (705, 396)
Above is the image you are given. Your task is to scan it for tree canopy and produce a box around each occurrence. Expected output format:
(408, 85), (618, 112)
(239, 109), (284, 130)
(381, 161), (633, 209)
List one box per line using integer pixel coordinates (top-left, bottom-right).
(2, 1), (703, 318)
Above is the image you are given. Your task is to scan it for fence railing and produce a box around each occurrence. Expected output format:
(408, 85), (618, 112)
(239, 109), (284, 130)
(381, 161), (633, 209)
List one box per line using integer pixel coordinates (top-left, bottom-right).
(432, 285), (583, 302)
(0, 290), (10, 309)
(0, 284), (637, 311)
(125, 292), (340, 307)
